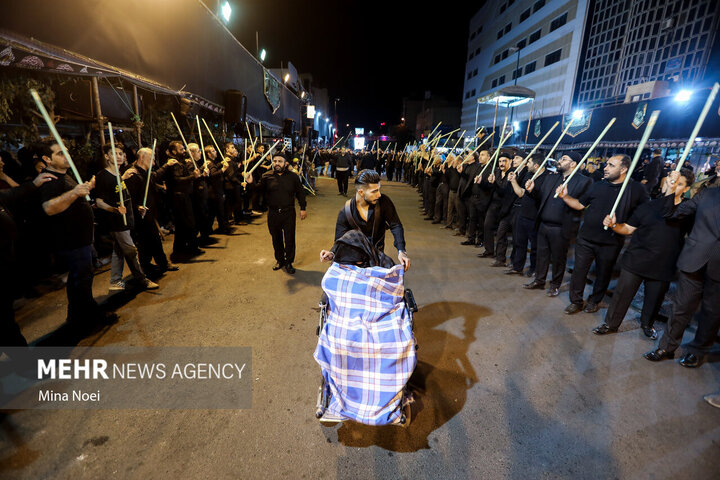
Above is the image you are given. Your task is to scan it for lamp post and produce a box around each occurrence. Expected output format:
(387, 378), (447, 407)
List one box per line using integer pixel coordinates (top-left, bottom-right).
(509, 46), (522, 137)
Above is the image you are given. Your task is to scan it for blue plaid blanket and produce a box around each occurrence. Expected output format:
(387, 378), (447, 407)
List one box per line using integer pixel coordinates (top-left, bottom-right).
(314, 263), (416, 425)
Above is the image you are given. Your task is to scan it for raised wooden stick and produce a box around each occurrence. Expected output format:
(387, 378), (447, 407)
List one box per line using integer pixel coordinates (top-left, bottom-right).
(170, 112), (197, 169)
(555, 118), (616, 197)
(478, 129), (513, 178)
(196, 116), (208, 170)
(142, 138), (157, 208)
(513, 121), (560, 174)
(675, 82), (719, 171)
(246, 139), (282, 175)
(107, 122), (127, 225)
(604, 111), (660, 229)
(530, 118), (576, 182)
(29, 89), (89, 200)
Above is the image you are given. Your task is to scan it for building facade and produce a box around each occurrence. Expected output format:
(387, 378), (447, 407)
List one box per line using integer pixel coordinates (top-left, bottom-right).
(461, 0), (589, 136)
(576, 0), (720, 108)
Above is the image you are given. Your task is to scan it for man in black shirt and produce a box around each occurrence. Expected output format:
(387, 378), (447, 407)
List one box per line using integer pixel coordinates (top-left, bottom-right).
(203, 144), (232, 234)
(593, 169), (694, 338)
(245, 152), (307, 274)
(122, 147), (178, 277)
(444, 155), (462, 229)
(557, 154), (648, 314)
(645, 169), (720, 366)
(159, 141), (201, 258)
(478, 150), (513, 264)
(320, 169), (410, 271)
(96, 144), (159, 291)
(36, 139), (110, 328)
(642, 149), (664, 196)
(459, 150), (490, 246)
(524, 152), (593, 296)
(507, 153), (545, 275)
(335, 148), (352, 196)
(1, 171), (55, 353)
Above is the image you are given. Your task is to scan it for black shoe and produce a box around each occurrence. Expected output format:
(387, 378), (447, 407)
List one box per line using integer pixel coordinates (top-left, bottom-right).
(583, 302), (599, 313)
(523, 280), (545, 290)
(504, 268), (523, 275)
(164, 264), (180, 272)
(285, 263), (296, 274)
(453, 232), (465, 236)
(679, 353), (699, 368)
(477, 251), (493, 258)
(525, 269), (535, 278)
(546, 287), (560, 297)
(564, 303), (583, 315)
(489, 260), (505, 267)
(641, 326), (658, 340)
(592, 323), (618, 335)
(431, 220), (441, 224)
(643, 348), (675, 362)
(423, 217), (434, 221)
(273, 262), (285, 271)
(444, 224), (454, 229)
(461, 240), (474, 245)
(188, 248), (205, 257)
(474, 242), (483, 248)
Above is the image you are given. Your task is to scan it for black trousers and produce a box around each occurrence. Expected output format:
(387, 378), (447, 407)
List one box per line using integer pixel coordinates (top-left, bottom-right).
(658, 266), (720, 353)
(433, 183), (449, 222)
(208, 192), (227, 231)
(467, 195), (490, 243)
(494, 210), (516, 262)
(512, 215), (538, 272)
(386, 166), (394, 181)
(605, 268), (669, 329)
(268, 208), (296, 264)
(569, 237), (623, 306)
(336, 170), (350, 194)
(56, 245), (100, 325)
(457, 196), (470, 235)
(132, 216), (169, 271)
(481, 202), (502, 254)
(535, 222), (572, 288)
(172, 193), (197, 253)
(193, 187), (211, 238)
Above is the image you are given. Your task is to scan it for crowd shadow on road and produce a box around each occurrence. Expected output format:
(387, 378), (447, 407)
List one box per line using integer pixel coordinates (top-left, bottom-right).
(335, 301), (489, 452)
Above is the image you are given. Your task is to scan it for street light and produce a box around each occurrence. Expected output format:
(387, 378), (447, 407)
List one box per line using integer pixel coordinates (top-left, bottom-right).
(284, 73), (290, 83)
(573, 109), (584, 119)
(259, 49), (267, 62)
(513, 121), (519, 130)
(675, 90), (692, 102)
(300, 91), (306, 99)
(221, 1), (232, 23)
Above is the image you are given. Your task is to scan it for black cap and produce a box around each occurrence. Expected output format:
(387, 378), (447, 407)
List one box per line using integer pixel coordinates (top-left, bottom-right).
(564, 151), (582, 164)
(498, 148), (514, 159)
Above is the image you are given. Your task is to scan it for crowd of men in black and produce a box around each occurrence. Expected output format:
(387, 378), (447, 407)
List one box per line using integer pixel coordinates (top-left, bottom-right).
(0, 137), (315, 349)
(402, 144), (719, 371)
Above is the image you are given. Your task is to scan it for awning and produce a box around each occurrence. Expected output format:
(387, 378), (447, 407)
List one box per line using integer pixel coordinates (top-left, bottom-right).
(476, 86), (536, 108)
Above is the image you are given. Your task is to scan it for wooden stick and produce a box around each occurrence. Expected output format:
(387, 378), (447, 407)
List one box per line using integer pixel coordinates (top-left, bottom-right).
(259, 121), (263, 144)
(530, 118), (576, 182)
(170, 112), (197, 169)
(605, 110), (660, 229)
(29, 89), (90, 200)
(448, 130), (466, 154)
(675, 82), (719, 171)
(246, 139), (282, 175)
(427, 122), (442, 142)
(460, 135), (492, 165)
(107, 122), (127, 225)
(245, 122), (255, 155)
(142, 138), (157, 208)
(513, 121), (560, 174)
(196, 115), (208, 170)
(490, 117), (508, 173)
(524, 99), (535, 150)
(201, 118), (226, 166)
(329, 136), (344, 152)
(555, 118), (616, 197)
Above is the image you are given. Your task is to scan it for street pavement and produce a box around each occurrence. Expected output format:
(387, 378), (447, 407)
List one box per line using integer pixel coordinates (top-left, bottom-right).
(2, 176), (719, 479)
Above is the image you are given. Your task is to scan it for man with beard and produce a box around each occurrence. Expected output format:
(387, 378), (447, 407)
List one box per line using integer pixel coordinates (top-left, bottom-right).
(556, 154), (648, 314)
(160, 141), (201, 259)
(523, 152), (593, 297)
(506, 153), (545, 276)
(245, 153), (307, 274)
(592, 169), (694, 338)
(320, 169), (410, 271)
(203, 144), (232, 234)
(335, 148), (352, 196)
(122, 147), (179, 277)
(477, 150), (514, 264)
(187, 143), (213, 246)
(459, 149), (490, 246)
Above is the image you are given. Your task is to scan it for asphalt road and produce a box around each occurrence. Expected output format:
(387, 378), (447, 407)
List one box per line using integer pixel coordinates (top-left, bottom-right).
(2, 176), (719, 479)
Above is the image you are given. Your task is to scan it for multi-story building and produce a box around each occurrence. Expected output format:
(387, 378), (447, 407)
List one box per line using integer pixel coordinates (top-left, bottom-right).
(460, 0), (590, 136)
(576, 0), (720, 108)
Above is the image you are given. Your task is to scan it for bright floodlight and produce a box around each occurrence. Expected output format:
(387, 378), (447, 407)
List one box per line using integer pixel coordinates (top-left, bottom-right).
(513, 121), (519, 129)
(572, 109), (584, 119)
(675, 90), (692, 102)
(221, 2), (232, 23)
(259, 49), (266, 62)
(284, 73), (290, 83)
(300, 91), (306, 99)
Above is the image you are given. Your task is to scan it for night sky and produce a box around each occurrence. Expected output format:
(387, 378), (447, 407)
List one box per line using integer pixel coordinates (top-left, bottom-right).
(213, 0), (481, 130)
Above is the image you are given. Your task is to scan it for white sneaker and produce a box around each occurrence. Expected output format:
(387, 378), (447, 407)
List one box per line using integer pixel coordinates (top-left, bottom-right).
(142, 279), (160, 290)
(109, 281), (125, 291)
